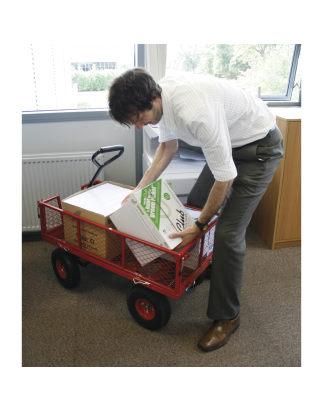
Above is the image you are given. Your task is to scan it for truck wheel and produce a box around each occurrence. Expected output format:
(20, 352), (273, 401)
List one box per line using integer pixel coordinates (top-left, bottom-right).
(204, 263), (212, 279)
(51, 248), (80, 289)
(127, 285), (171, 331)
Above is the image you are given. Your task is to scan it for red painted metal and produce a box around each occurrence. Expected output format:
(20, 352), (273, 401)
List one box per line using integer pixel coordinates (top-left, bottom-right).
(121, 236), (125, 269)
(77, 219), (81, 249)
(39, 200), (186, 259)
(135, 298), (155, 320)
(81, 180), (102, 191)
(198, 235), (205, 268)
(38, 195), (217, 301)
(56, 260), (67, 279)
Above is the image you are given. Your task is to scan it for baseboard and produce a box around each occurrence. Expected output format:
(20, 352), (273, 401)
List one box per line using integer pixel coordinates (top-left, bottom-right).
(22, 231), (42, 242)
(274, 240), (301, 249)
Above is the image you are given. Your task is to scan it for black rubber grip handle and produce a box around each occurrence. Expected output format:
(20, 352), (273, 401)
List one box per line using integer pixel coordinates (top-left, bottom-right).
(87, 145), (124, 188)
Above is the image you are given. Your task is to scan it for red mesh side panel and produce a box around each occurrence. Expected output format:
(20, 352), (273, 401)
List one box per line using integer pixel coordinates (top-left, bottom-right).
(201, 225), (216, 263)
(112, 240), (179, 290)
(41, 198), (64, 241)
(39, 197), (217, 295)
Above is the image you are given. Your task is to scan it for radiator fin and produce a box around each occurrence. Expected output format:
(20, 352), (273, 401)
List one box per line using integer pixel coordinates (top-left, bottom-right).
(22, 154), (104, 232)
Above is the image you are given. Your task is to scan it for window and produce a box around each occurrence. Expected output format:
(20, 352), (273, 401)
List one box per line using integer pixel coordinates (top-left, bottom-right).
(166, 44), (301, 105)
(22, 44), (135, 111)
(71, 62), (117, 71)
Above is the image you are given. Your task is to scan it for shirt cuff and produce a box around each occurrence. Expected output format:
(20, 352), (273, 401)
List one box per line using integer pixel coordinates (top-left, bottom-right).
(210, 159), (237, 181)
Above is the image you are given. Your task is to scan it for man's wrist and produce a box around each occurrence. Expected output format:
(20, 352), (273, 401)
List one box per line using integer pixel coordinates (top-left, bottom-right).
(195, 219), (208, 232)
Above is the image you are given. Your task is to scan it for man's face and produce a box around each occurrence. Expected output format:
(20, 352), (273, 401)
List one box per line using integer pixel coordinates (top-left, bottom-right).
(129, 99), (163, 130)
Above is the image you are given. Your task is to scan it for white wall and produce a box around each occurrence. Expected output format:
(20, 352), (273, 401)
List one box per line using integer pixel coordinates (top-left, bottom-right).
(22, 118), (136, 187)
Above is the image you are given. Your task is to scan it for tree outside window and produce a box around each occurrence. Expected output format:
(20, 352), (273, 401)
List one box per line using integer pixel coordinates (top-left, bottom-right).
(166, 44), (301, 103)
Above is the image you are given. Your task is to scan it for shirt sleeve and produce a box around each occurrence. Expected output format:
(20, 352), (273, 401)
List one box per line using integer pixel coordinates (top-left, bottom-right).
(184, 103), (237, 182)
(158, 118), (178, 143)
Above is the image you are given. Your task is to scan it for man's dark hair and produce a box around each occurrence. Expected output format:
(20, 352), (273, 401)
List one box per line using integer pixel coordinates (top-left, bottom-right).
(108, 67), (162, 127)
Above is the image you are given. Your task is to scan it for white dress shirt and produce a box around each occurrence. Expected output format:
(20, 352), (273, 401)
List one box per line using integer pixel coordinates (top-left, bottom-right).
(157, 73), (276, 181)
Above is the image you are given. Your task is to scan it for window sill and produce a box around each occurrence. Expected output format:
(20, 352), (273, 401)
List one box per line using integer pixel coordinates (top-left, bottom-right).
(22, 109), (111, 124)
(22, 101), (301, 124)
(266, 101), (301, 107)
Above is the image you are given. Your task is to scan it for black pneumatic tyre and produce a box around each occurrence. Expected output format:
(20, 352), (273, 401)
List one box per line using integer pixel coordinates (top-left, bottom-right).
(204, 263), (212, 280)
(51, 248), (80, 289)
(127, 285), (171, 331)
(190, 270), (206, 288)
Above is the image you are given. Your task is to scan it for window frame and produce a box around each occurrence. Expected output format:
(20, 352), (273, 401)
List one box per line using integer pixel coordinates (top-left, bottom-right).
(260, 44), (301, 106)
(165, 43), (301, 107)
(22, 43), (301, 124)
(22, 44), (145, 124)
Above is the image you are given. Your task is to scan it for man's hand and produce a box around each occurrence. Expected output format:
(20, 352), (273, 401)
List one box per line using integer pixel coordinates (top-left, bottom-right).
(169, 224), (201, 250)
(122, 189), (136, 206)
(168, 179), (234, 250)
(121, 140), (178, 206)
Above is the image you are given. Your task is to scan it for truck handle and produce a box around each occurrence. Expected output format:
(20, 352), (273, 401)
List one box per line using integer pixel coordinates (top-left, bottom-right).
(87, 145), (124, 188)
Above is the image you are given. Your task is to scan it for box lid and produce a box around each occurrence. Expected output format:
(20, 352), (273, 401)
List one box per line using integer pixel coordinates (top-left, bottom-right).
(62, 181), (133, 224)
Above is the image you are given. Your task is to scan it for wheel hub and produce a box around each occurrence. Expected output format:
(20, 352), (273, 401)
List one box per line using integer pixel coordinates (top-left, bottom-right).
(135, 298), (155, 320)
(56, 260), (67, 280)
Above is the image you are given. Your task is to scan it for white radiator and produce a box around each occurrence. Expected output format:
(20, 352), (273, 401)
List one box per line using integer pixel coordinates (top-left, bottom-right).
(22, 152), (105, 232)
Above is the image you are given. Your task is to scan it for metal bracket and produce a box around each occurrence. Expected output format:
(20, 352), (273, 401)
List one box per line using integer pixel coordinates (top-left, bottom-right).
(76, 259), (91, 268)
(58, 243), (70, 252)
(185, 280), (195, 292)
(133, 279), (151, 286)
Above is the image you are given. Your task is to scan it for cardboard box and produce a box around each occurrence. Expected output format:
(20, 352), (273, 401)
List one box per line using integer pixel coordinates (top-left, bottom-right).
(110, 178), (195, 265)
(62, 181), (134, 260)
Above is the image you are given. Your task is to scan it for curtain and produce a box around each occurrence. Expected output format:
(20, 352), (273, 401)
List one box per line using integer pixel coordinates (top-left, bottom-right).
(146, 44), (167, 82)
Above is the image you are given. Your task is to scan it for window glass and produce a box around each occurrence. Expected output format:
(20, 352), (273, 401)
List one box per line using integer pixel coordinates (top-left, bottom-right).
(166, 44), (300, 101)
(22, 44), (134, 111)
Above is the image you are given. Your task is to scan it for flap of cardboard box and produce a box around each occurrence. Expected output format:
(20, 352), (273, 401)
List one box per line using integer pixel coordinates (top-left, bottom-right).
(62, 181), (134, 225)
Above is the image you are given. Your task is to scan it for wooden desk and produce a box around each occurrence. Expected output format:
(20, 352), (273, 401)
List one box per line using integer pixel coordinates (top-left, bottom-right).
(249, 107), (301, 249)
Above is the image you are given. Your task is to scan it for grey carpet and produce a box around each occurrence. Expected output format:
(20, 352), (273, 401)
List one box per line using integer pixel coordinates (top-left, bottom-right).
(22, 227), (301, 367)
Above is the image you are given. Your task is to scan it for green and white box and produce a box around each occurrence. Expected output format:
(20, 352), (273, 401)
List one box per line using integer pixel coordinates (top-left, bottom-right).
(110, 178), (195, 266)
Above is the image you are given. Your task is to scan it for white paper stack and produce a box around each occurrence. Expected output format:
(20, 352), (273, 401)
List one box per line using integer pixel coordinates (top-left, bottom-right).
(63, 183), (132, 217)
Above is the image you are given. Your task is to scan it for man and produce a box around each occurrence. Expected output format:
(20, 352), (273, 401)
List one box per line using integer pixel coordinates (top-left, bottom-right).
(108, 67), (284, 351)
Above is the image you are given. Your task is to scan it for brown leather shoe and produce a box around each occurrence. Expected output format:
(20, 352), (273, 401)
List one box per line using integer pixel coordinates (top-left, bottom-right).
(198, 313), (240, 351)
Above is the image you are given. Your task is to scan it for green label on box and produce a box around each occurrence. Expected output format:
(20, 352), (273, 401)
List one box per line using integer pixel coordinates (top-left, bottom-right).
(141, 180), (161, 230)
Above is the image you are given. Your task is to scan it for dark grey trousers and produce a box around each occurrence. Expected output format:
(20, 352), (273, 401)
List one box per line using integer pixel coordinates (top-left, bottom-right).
(186, 126), (284, 320)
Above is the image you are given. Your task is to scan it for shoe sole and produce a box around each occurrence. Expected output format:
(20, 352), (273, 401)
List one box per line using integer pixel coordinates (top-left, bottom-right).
(197, 323), (240, 352)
